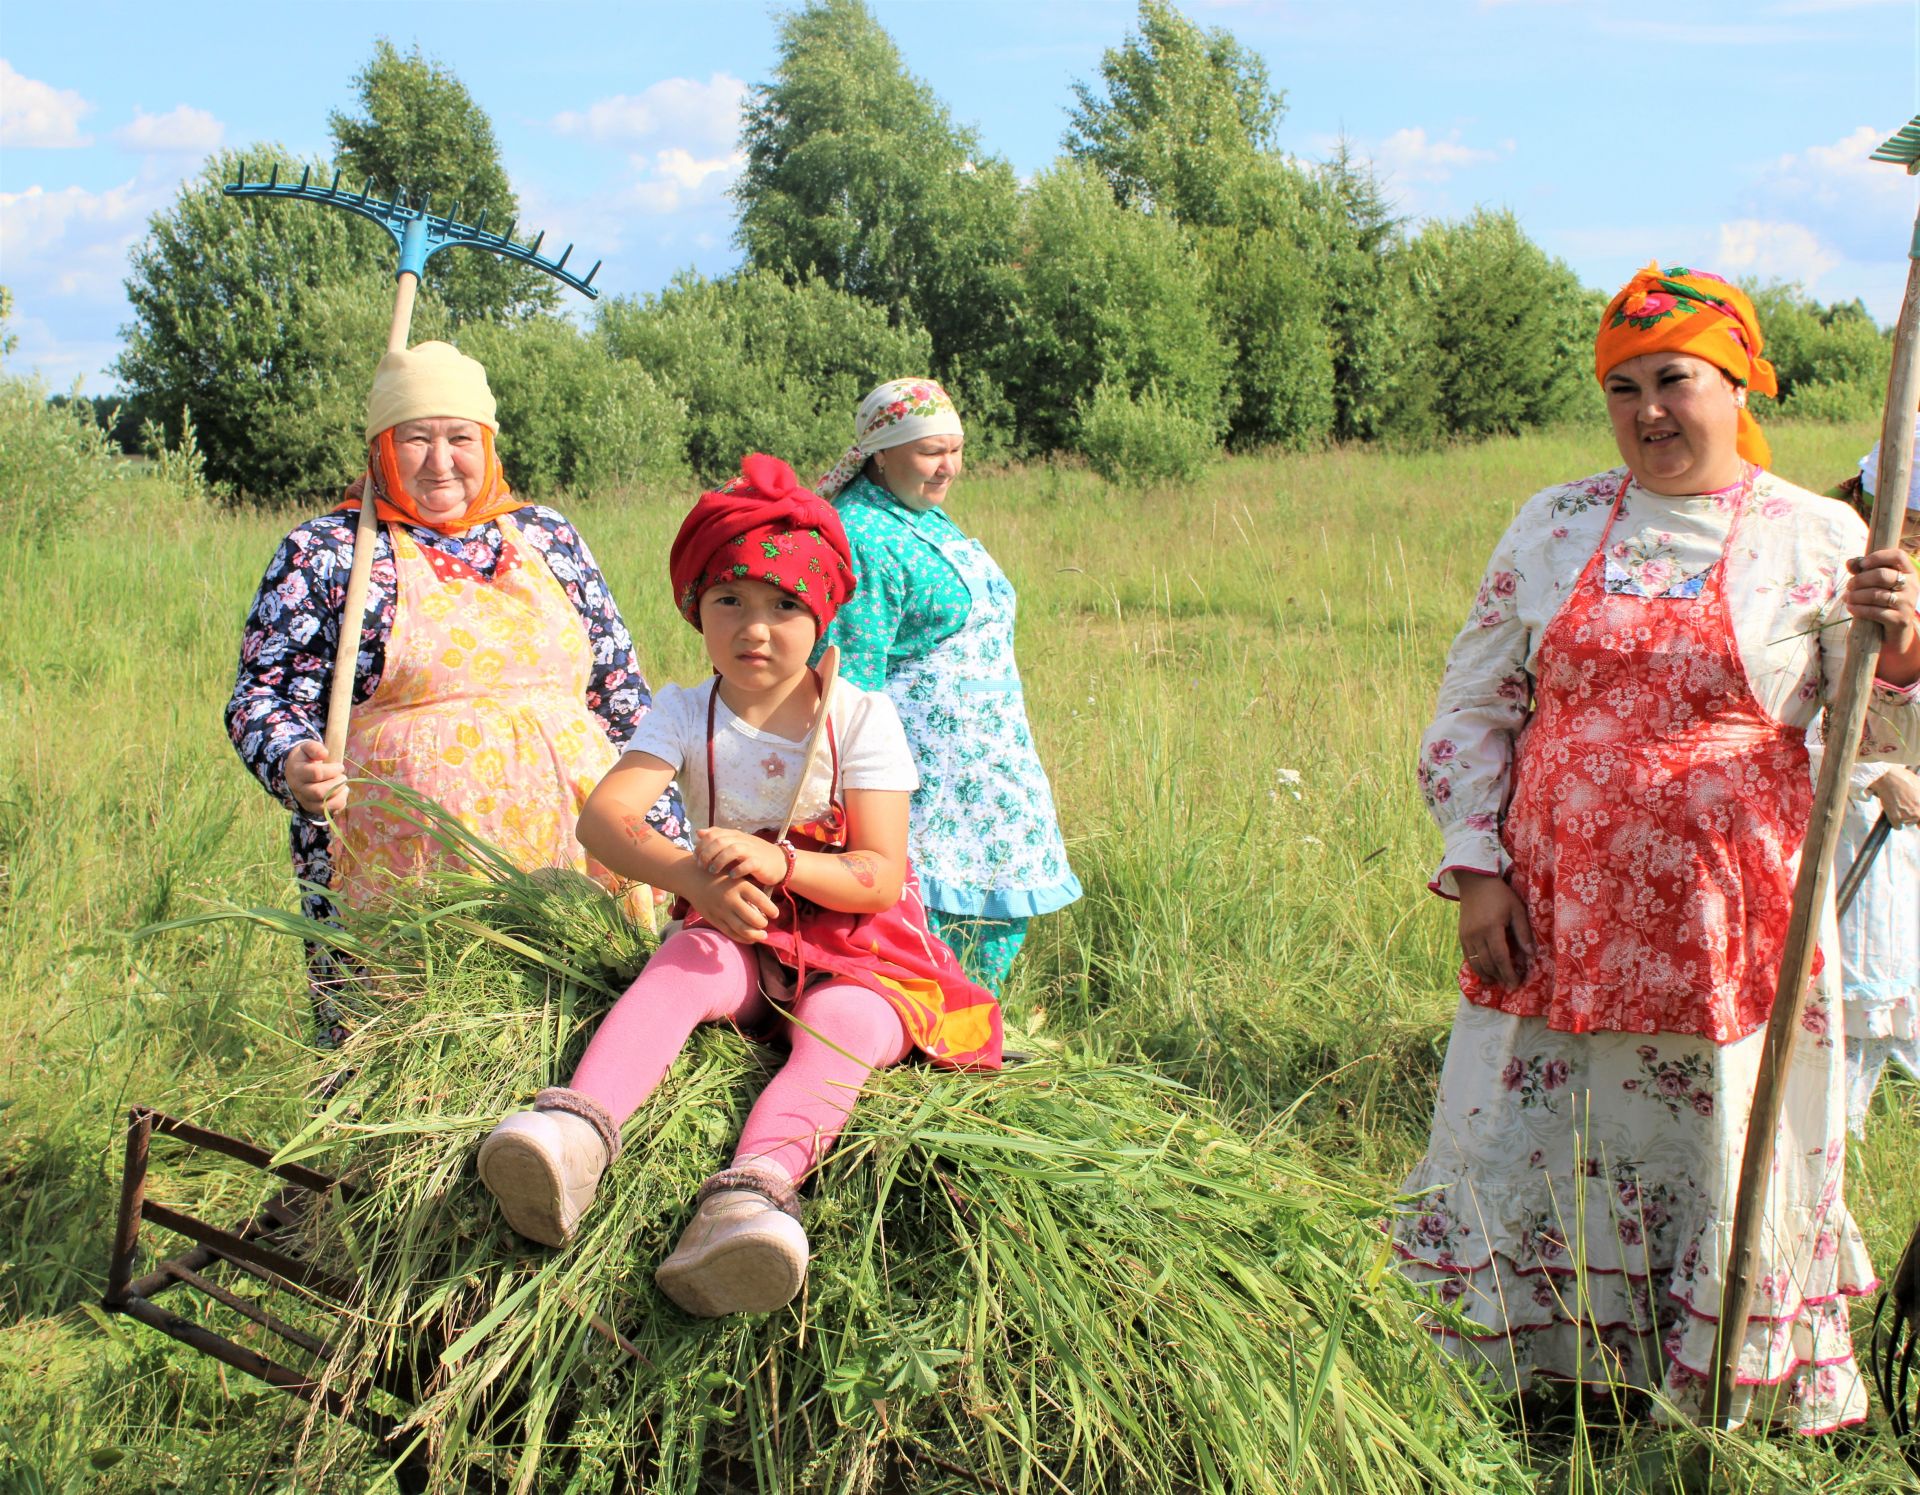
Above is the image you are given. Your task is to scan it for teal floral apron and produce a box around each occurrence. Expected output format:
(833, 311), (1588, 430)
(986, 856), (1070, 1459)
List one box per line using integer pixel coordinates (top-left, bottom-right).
(884, 527), (1079, 924)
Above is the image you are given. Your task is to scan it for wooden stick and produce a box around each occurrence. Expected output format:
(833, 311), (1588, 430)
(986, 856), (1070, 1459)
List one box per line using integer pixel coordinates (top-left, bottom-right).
(1712, 214), (1920, 1425)
(777, 645), (840, 843)
(320, 270), (418, 766)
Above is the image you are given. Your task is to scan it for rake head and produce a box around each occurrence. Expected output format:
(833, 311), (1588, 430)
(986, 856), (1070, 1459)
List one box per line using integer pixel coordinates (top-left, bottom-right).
(223, 160), (601, 299)
(1871, 115), (1920, 174)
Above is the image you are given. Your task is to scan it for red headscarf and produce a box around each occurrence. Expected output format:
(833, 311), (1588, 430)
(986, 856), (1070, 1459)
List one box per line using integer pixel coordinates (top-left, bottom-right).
(669, 454), (857, 634)
(1595, 262), (1779, 469)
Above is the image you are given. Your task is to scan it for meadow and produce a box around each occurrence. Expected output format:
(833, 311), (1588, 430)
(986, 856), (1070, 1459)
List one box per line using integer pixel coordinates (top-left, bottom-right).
(1, 422), (1915, 1492)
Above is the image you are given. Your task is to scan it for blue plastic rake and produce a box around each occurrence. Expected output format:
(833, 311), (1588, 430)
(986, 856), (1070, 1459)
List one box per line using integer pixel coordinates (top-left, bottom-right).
(221, 160), (608, 763)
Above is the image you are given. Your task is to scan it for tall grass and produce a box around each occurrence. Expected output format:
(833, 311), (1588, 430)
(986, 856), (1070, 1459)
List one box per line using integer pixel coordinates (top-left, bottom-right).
(1, 424), (1914, 1491)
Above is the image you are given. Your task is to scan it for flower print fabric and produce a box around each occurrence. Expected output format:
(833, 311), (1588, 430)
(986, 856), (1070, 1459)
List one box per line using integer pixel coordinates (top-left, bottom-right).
(226, 504), (687, 1043)
(827, 477), (973, 691)
(1421, 467), (1920, 899)
(827, 477), (1078, 925)
(1391, 1001), (1874, 1435)
(1455, 477), (1812, 1043)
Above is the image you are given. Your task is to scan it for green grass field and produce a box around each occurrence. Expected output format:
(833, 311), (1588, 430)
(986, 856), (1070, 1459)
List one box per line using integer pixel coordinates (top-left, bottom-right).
(1, 423), (1915, 1491)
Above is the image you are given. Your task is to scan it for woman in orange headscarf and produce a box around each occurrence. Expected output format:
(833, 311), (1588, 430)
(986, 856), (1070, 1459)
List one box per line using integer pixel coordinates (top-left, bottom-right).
(1392, 264), (1920, 1433)
(226, 342), (686, 1046)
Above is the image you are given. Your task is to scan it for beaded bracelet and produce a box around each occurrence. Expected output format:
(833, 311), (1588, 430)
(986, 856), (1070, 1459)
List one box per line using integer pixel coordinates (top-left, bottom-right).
(776, 839), (797, 892)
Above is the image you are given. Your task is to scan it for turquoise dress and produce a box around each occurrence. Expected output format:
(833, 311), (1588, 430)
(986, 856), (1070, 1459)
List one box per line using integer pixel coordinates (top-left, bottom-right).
(827, 477), (1080, 989)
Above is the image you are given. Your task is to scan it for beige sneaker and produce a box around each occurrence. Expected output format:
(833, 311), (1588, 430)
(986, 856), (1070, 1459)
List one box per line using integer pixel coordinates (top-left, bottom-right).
(478, 1108), (609, 1247)
(655, 1169), (809, 1317)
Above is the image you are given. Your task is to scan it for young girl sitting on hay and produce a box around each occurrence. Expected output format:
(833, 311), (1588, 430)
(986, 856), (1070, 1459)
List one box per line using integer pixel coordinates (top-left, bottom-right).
(478, 454), (1002, 1318)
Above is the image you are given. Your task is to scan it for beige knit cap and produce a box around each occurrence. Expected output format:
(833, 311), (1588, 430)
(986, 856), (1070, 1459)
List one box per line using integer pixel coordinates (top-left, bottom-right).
(364, 340), (499, 441)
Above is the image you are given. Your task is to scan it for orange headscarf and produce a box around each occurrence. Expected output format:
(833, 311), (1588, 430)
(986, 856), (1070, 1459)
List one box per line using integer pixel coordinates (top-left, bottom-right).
(338, 425), (522, 538)
(1594, 262), (1779, 469)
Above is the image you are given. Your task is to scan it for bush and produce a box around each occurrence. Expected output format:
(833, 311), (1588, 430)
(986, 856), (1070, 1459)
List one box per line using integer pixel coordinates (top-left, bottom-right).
(1781, 378), (1882, 425)
(0, 376), (125, 541)
(456, 318), (687, 498)
(1399, 210), (1596, 439)
(599, 269), (934, 483)
(1750, 286), (1890, 407)
(1000, 162), (1230, 455)
(1077, 379), (1216, 486)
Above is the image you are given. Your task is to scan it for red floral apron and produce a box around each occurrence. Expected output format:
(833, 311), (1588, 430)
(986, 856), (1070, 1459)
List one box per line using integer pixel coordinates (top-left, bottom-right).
(681, 682), (1003, 1070)
(1462, 476), (1815, 1042)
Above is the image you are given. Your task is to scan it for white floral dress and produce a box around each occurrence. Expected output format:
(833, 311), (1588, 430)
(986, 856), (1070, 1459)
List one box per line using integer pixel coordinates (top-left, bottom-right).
(1808, 745), (1920, 1133)
(1397, 466), (1920, 1434)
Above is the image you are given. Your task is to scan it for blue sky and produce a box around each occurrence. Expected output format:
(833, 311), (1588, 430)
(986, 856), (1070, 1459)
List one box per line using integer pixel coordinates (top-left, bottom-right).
(4, 0), (1918, 394)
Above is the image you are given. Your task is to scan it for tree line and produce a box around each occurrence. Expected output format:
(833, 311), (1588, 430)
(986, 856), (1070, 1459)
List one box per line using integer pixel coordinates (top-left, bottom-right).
(57, 2), (1901, 499)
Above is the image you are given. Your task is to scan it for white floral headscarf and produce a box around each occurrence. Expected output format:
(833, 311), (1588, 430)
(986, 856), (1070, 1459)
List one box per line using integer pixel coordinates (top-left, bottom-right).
(814, 378), (964, 499)
(1860, 412), (1920, 512)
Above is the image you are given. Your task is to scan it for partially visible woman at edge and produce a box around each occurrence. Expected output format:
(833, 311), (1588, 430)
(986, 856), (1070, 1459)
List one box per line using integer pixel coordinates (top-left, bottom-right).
(1394, 263), (1920, 1433)
(227, 341), (685, 1046)
(1814, 420), (1920, 1132)
(813, 379), (1080, 992)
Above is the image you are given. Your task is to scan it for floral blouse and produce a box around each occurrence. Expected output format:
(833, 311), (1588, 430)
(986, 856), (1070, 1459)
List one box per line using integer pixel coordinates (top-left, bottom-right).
(826, 477), (973, 692)
(1421, 466), (1920, 896)
(227, 504), (686, 904)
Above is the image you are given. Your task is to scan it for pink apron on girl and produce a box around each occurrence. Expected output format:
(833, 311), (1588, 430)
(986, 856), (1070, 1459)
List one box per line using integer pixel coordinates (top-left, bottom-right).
(1461, 476), (1815, 1042)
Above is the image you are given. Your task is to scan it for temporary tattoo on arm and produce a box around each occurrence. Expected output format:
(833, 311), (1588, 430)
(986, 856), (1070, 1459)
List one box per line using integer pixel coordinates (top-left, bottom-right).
(618, 814), (654, 845)
(840, 853), (878, 889)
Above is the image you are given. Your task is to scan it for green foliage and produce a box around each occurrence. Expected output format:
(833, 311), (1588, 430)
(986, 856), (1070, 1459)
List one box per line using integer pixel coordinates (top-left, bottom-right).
(1, 288), (126, 535)
(1398, 209), (1598, 439)
(1064, 0), (1285, 225)
(598, 268), (934, 482)
(139, 405), (227, 504)
(1750, 285), (1891, 427)
(455, 317), (688, 499)
(735, 0), (1020, 371)
(1001, 162), (1231, 454)
(329, 39), (556, 322)
(1078, 379), (1217, 486)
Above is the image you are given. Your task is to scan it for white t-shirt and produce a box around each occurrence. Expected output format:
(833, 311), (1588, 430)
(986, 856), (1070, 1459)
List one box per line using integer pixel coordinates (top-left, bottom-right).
(625, 677), (918, 834)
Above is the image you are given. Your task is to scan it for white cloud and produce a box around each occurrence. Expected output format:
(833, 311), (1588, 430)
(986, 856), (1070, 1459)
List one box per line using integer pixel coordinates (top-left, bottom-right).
(0, 180), (160, 298)
(0, 60), (93, 147)
(626, 147), (745, 215)
(114, 105), (224, 155)
(1373, 127), (1507, 185)
(552, 73), (746, 153)
(1715, 218), (1842, 287)
(1751, 124), (1917, 263)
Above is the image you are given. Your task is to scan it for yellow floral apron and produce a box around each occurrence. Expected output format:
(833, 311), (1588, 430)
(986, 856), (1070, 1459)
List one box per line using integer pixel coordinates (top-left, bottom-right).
(330, 517), (636, 914)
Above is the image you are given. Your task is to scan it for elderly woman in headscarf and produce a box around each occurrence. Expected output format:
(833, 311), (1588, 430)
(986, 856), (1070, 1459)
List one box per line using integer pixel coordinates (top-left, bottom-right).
(227, 341), (685, 1046)
(1812, 420), (1920, 1132)
(1392, 264), (1920, 1433)
(813, 379), (1079, 992)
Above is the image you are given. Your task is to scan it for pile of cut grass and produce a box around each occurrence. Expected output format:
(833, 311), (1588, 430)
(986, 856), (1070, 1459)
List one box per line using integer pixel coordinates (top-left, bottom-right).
(173, 800), (1529, 1494)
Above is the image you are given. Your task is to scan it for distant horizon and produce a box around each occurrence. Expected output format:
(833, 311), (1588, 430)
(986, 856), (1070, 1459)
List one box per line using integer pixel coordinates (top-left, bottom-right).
(4, 0), (1918, 395)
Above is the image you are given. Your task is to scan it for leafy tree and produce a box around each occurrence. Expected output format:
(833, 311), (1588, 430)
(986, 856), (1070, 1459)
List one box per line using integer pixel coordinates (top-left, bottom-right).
(457, 318), (687, 497)
(1398, 210), (1596, 438)
(999, 163), (1230, 454)
(1064, 0), (1284, 225)
(115, 146), (418, 499)
(1748, 284), (1890, 414)
(1315, 142), (1413, 442)
(734, 0), (1019, 371)
(599, 268), (935, 482)
(330, 40), (555, 321)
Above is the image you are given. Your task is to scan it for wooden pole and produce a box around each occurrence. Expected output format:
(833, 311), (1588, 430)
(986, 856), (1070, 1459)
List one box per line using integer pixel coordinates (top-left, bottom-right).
(320, 270), (418, 766)
(1711, 210), (1920, 1425)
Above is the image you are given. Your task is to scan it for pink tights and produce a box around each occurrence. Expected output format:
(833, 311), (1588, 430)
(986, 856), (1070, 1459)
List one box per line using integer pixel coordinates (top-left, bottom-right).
(567, 926), (911, 1183)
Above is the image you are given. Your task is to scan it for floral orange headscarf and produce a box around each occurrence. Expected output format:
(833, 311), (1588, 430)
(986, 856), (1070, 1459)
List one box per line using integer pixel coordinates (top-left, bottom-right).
(339, 425), (521, 537)
(1595, 262), (1779, 469)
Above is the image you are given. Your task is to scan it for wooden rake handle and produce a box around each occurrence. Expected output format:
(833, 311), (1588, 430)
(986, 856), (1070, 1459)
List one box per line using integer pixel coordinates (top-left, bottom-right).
(1711, 215), (1920, 1423)
(320, 272), (420, 766)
